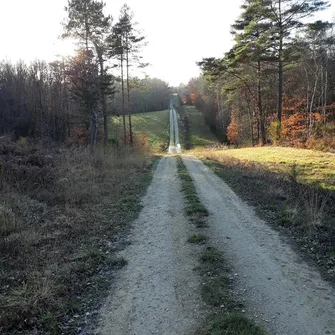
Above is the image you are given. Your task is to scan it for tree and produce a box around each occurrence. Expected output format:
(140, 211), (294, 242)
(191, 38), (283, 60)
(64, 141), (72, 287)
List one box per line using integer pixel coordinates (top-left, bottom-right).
(64, 0), (113, 146)
(111, 4), (146, 145)
(67, 50), (101, 148)
(265, 0), (330, 123)
(230, 0), (274, 144)
(110, 20), (127, 144)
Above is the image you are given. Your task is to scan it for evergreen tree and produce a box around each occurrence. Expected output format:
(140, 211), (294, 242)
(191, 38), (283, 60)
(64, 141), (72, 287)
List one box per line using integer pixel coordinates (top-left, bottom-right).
(64, 0), (113, 146)
(111, 4), (146, 145)
(230, 0), (273, 144)
(265, 0), (330, 123)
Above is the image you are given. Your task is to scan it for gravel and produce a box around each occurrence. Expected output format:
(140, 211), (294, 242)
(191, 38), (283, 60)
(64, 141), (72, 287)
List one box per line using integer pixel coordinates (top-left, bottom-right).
(95, 156), (205, 335)
(182, 155), (335, 335)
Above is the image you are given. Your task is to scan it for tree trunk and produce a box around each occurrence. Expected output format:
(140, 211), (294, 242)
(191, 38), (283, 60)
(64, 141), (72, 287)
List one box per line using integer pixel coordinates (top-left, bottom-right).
(90, 110), (98, 152)
(121, 54), (127, 145)
(277, 0), (283, 129)
(277, 37), (283, 124)
(98, 55), (108, 146)
(257, 59), (266, 145)
(126, 34), (133, 146)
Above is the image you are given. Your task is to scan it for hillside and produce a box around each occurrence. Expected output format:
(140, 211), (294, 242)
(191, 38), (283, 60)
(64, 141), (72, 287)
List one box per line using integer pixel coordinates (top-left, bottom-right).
(109, 110), (170, 152)
(194, 146), (335, 190)
(176, 105), (219, 149)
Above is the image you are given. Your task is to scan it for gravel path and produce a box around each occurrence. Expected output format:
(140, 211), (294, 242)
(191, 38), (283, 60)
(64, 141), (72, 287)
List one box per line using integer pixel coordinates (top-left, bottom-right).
(182, 155), (335, 335)
(95, 156), (204, 335)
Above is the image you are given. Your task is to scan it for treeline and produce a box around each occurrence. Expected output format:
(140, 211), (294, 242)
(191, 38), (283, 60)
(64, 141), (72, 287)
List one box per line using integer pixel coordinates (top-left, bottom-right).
(0, 1), (168, 148)
(112, 77), (170, 114)
(181, 0), (335, 151)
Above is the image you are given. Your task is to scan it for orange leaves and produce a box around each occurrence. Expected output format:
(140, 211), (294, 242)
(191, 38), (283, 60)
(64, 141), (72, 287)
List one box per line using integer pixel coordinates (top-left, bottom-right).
(227, 110), (239, 144)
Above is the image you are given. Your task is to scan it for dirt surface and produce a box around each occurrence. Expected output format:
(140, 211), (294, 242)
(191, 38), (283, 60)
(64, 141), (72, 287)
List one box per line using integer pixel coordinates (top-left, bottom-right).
(95, 156), (205, 335)
(182, 155), (335, 335)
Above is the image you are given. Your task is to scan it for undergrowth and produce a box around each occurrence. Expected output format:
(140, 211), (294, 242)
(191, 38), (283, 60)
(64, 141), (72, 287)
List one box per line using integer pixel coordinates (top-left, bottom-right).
(0, 140), (155, 334)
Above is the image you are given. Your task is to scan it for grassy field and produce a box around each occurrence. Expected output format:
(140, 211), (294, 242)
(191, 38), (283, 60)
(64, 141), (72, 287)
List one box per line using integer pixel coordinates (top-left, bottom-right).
(191, 146), (335, 280)
(177, 106), (219, 149)
(193, 146), (335, 190)
(110, 110), (170, 153)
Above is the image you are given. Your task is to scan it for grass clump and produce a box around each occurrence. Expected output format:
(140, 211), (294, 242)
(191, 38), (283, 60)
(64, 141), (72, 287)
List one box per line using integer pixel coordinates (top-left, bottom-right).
(197, 246), (267, 334)
(176, 156), (208, 226)
(188, 234), (207, 244)
(201, 277), (230, 307)
(200, 247), (224, 264)
(201, 313), (267, 335)
(186, 203), (209, 216)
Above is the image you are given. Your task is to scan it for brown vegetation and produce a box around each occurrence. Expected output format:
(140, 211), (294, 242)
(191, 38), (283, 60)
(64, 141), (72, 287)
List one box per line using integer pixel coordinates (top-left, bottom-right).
(0, 139), (153, 334)
(202, 155), (335, 282)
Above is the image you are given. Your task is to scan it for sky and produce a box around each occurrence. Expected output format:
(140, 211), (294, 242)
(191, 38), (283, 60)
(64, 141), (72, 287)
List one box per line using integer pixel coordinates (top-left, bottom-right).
(0, 0), (334, 86)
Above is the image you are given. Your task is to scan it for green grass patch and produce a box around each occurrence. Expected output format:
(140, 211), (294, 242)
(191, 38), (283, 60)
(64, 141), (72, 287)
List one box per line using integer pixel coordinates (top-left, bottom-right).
(201, 313), (267, 335)
(109, 110), (170, 153)
(200, 247), (224, 264)
(188, 234), (207, 244)
(197, 246), (267, 334)
(198, 153), (335, 283)
(185, 203), (209, 216)
(195, 146), (335, 190)
(176, 105), (219, 150)
(202, 276), (230, 307)
(183, 106), (218, 148)
(176, 156), (208, 225)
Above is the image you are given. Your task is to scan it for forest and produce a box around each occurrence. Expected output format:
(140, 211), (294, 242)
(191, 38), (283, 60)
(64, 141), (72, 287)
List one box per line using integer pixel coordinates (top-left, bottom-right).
(0, 1), (170, 148)
(179, 0), (335, 151)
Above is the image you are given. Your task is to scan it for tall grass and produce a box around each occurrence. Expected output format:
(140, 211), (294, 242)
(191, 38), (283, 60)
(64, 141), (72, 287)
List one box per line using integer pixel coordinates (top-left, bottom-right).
(0, 141), (153, 334)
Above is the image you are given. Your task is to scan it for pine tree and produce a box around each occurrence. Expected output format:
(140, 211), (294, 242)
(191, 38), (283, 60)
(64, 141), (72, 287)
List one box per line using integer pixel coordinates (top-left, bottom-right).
(230, 0), (273, 144)
(64, 0), (113, 147)
(111, 4), (146, 145)
(265, 0), (330, 123)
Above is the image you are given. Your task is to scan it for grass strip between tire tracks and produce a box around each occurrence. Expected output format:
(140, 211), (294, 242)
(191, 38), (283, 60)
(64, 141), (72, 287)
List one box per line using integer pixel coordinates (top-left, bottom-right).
(176, 156), (267, 335)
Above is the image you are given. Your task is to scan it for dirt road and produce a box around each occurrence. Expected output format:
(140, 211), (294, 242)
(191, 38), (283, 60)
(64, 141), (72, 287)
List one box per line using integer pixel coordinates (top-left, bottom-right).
(95, 155), (335, 335)
(96, 157), (204, 335)
(182, 155), (335, 335)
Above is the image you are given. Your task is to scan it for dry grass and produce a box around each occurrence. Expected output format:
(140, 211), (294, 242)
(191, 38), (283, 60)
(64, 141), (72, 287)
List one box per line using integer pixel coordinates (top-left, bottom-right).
(193, 149), (335, 282)
(0, 141), (154, 334)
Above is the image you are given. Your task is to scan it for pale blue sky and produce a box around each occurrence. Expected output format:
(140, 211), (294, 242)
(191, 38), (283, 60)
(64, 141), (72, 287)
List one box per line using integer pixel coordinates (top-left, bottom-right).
(0, 0), (334, 86)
